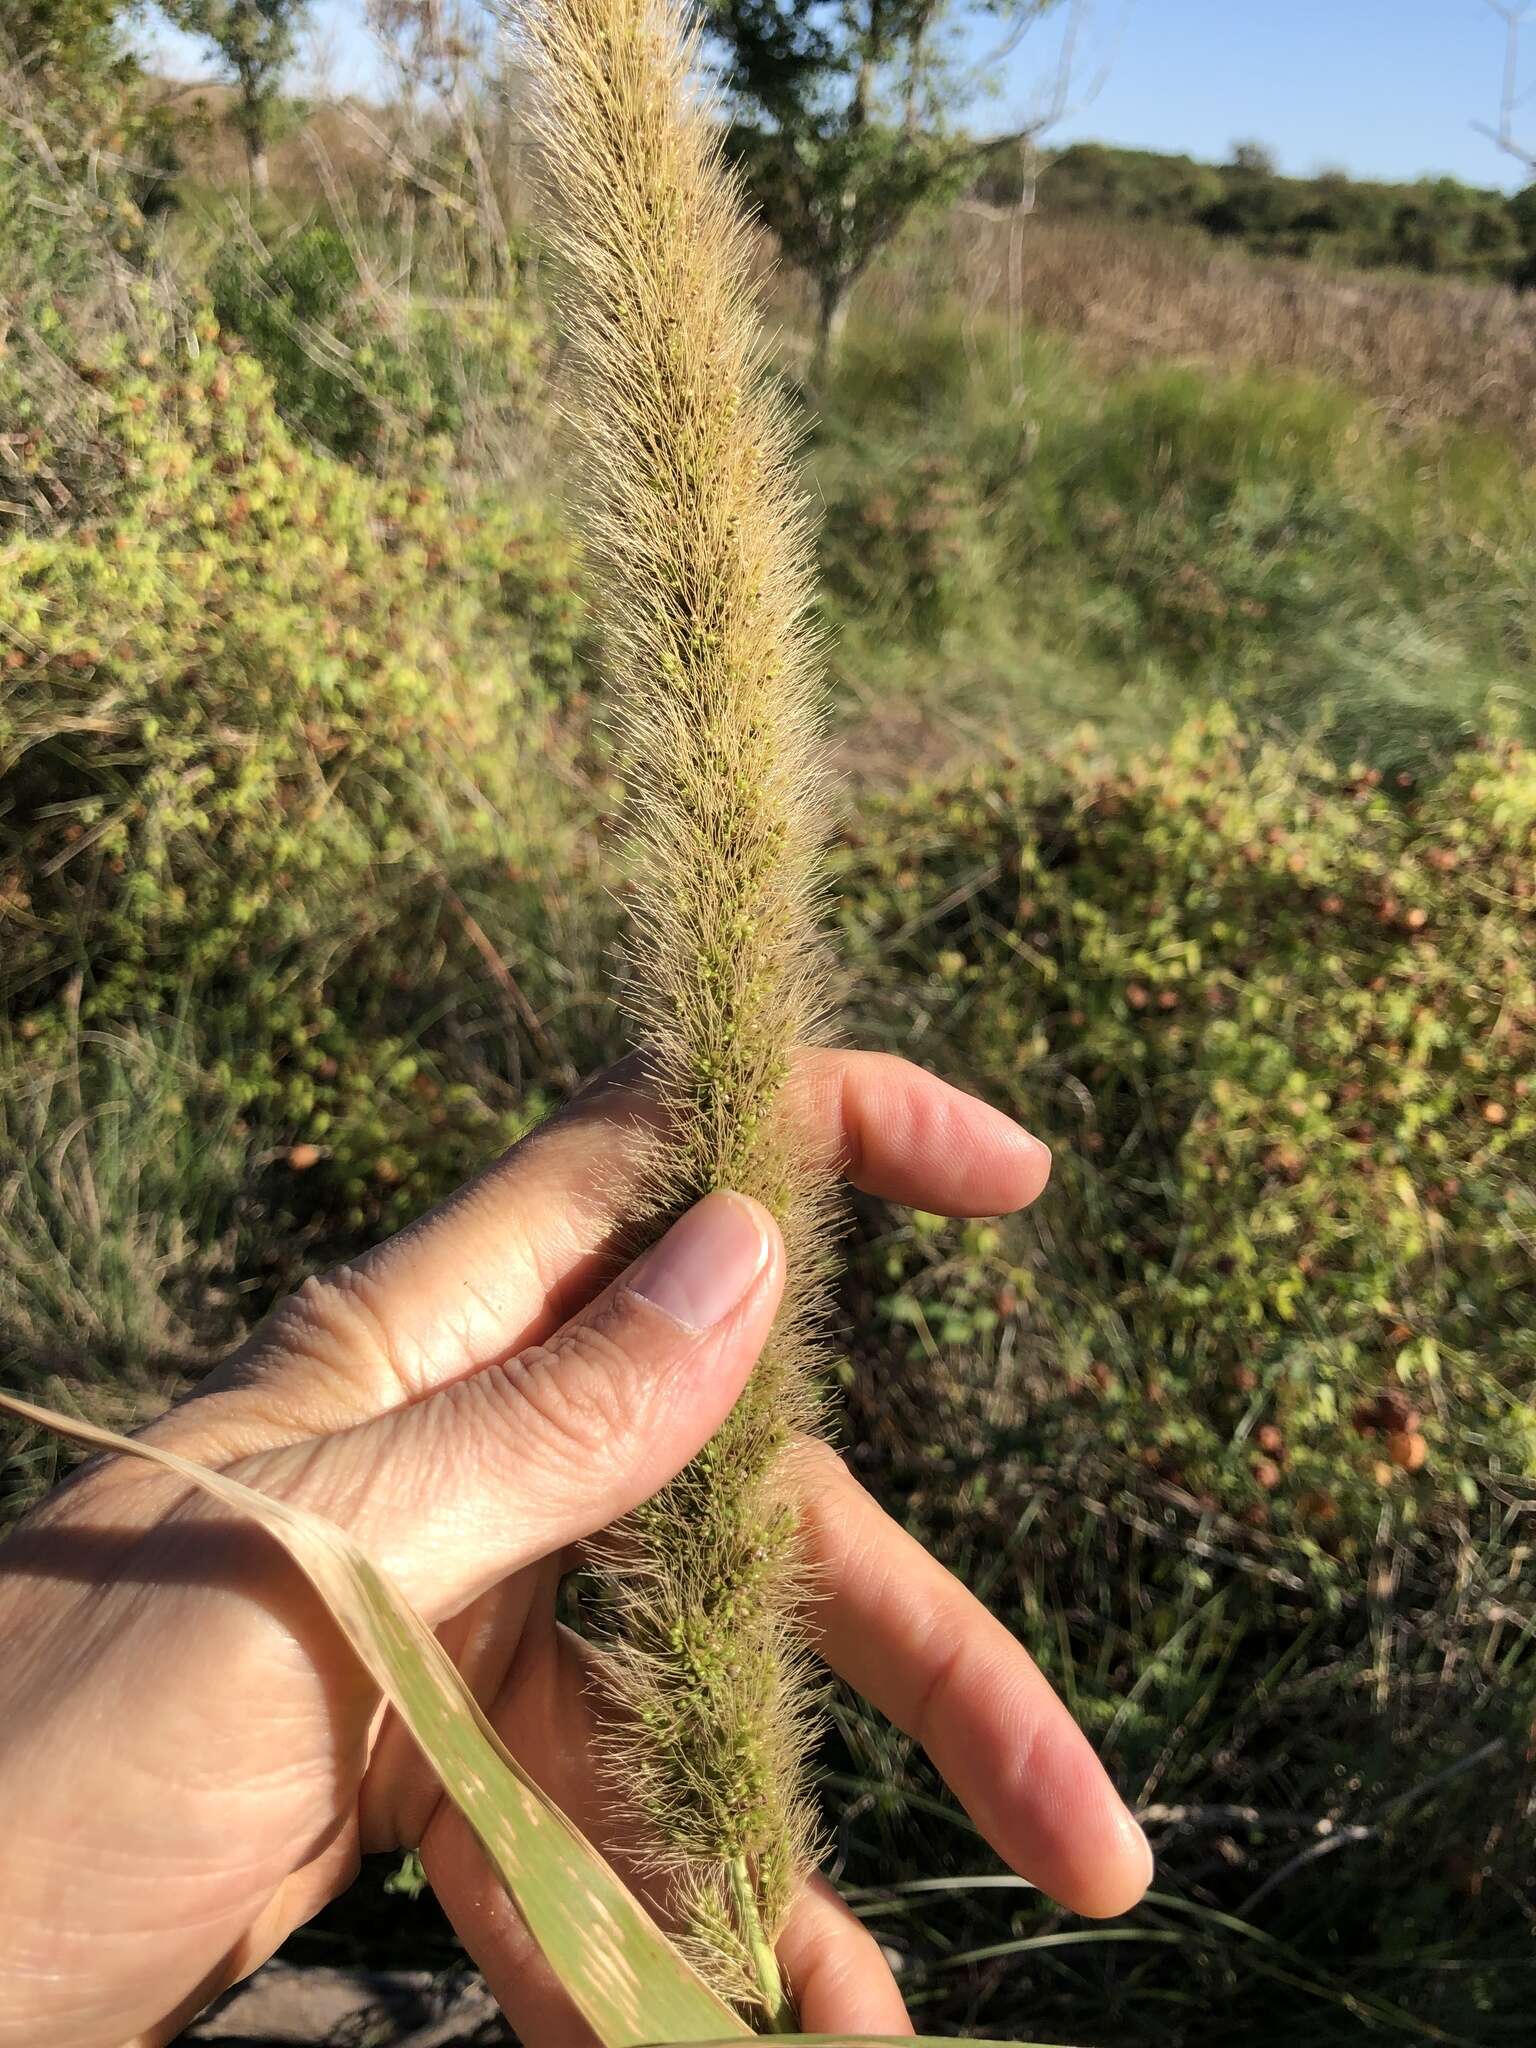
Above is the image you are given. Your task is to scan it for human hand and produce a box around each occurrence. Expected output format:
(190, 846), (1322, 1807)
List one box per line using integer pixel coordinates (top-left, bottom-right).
(0, 1049), (1152, 2048)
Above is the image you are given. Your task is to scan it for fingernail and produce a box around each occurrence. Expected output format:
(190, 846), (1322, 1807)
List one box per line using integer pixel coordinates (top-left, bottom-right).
(626, 1192), (771, 1332)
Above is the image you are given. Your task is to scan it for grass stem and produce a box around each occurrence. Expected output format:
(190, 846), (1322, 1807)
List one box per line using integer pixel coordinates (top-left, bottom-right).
(728, 1853), (794, 2032)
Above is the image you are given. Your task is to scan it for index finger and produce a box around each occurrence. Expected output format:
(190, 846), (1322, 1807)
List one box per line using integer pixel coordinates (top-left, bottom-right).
(786, 1049), (1050, 1215)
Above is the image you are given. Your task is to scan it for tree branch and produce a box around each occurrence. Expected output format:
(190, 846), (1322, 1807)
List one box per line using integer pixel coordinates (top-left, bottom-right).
(1480, 0), (1536, 172)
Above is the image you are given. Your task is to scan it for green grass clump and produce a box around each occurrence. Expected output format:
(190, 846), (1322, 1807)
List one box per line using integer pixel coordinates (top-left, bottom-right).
(811, 314), (1536, 775)
(0, 1019), (248, 1400)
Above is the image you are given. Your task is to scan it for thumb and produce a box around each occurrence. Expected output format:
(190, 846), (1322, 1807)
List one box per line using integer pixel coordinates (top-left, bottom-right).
(240, 1191), (784, 1619)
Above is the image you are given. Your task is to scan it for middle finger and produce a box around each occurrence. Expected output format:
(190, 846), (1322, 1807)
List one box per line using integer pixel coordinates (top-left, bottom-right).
(792, 1440), (1154, 1921)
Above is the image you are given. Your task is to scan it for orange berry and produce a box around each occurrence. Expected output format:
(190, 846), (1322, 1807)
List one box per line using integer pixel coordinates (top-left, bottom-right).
(1386, 1429), (1428, 1472)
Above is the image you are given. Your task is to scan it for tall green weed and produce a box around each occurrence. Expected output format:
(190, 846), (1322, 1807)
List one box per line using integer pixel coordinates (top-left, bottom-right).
(812, 317), (1536, 772)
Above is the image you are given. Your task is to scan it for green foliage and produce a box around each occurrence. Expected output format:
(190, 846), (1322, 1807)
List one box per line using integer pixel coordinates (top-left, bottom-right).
(0, 142), (99, 305)
(6, 77), (1536, 2044)
(1, 2), (180, 226)
(208, 223), (389, 455)
(710, 0), (1055, 356)
(1, 300), (589, 1244)
(812, 315), (1536, 771)
(3, 0), (136, 109)
(839, 712), (1536, 1541)
(827, 717), (1536, 2045)
(978, 140), (1536, 286)
(207, 222), (541, 462)
(820, 445), (1004, 644)
(1033, 138), (1227, 223)
(159, 0), (308, 179)
(729, 117), (974, 349)
(1513, 179), (1536, 286)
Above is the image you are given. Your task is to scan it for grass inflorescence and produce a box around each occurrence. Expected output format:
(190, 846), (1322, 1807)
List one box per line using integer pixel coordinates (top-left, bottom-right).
(511, 0), (836, 2019)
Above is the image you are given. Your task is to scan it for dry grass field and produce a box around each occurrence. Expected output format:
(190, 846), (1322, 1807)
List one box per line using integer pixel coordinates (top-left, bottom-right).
(776, 208), (1536, 450)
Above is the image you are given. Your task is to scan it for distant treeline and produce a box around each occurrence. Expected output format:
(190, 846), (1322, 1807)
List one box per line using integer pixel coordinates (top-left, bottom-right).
(977, 141), (1536, 287)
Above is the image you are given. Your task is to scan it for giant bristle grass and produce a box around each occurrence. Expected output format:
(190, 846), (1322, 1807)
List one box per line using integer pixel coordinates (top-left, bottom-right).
(509, 0), (838, 2023)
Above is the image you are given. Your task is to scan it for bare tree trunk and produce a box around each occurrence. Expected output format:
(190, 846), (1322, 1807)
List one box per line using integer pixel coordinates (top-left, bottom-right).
(851, 0), (876, 126)
(246, 131), (271, 193)
(850, 58), (871, 126)
(811, 273), (849, 381)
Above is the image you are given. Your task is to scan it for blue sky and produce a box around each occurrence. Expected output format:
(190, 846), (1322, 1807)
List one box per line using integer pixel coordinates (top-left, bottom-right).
(1041, 0), (1528, 191)
(140, 0), (1532, 193)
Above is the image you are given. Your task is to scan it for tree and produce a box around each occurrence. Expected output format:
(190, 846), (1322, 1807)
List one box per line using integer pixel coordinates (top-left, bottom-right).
(366, 0), (486, 107)
(1474, 2), (1536, 283)
(361, 0), (513, 282)
(706, 0), (1085, 374)
(160, 0), (306, 189)
(1477, 0), (1535, 172)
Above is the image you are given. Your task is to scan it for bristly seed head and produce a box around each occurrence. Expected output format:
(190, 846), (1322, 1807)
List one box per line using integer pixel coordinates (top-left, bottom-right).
(509, 0), (838, 2021)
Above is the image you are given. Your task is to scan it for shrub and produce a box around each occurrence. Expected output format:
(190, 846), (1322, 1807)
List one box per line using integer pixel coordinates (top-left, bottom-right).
(837, 711), (1536, 1548)
(826, 715), (1536, 2042)
(1, 303), (596, 1252)
(819, 448), (1005, 645)
(207, 222), (541, 463)
(977, 141), (1533, 287)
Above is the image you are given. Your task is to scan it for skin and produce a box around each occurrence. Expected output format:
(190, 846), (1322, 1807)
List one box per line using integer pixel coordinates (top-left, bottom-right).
(0, 1048), (1152, 2048)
